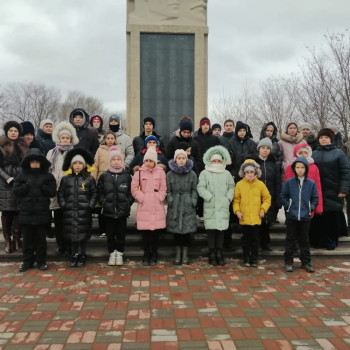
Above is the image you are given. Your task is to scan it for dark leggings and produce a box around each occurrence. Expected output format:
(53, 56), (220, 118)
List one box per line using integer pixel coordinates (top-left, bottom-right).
(174, 233), (190, 246)
(71, 241), (87, 256)
(207, 230), (225, 249)
(141, 230), (161, 252)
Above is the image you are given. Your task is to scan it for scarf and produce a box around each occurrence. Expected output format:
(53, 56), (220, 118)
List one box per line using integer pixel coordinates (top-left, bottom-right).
(108, 163), (124, 173)
(205, 163), (226, 173)
(50, 143), (73, 172)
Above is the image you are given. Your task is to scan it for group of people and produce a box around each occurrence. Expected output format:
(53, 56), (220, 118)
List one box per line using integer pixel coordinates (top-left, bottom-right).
(0, 110), (349, 273)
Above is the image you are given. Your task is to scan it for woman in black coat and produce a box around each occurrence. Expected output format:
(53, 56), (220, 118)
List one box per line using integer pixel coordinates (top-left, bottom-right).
(310, 129), (350, 249)
(58, 148), (97, 266)
(0, 121), (28, 253)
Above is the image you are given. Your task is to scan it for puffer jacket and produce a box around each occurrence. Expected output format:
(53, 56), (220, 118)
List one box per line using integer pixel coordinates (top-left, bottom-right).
(197, 146), (235, 231)
(233, 177), (271, 226)
(133, 131), (166, 155)
(278, 132), (304, 173)
(312, 143), (350, 211)
(129, 148), (168, 174)
(259, 122), (283, 168)
(98, 170), (133, 219)
(13, 166), (56, 225)
(166, 159), (198, 234)
(69, 108), (100, 157)
(284, 143), (323, 214)
(131, 165), (167, 230)
(114, 129), (134, 168)
(91, 144), (110, 180)
(0, 137), (27, 211)
(35, 129), (55, 155)
(57, 173), (97, 241)
(280, 157), (319, 221)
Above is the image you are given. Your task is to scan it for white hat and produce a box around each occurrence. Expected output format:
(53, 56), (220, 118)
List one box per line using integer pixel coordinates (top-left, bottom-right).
(210, 153), (222, 162)
(71, 154), (86, 167)
(143, 146), (157, 164)
(174, 149), (188, 160)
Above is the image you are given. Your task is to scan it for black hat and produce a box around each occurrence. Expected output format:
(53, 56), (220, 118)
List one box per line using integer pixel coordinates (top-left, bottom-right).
(212, 123), (221, 130)
(180, 120), (193, 132)
(177, 142), (191, 151)
(21, 121), (35, 136)
(3, 120), (22, 136)
(235, 121), (248, 133)
(143, 117), (155, 128)
(62, 148), (94, 171)
(21, 148), (51, 171)
(317, 128), (334, 143)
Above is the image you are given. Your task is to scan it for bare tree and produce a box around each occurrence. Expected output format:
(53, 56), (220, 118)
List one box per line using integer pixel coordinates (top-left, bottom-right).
(59, 91), (107, 122)
(0, 86), (8, 125)
(3, 82), (61, 129)
(210, 91), (237, 126)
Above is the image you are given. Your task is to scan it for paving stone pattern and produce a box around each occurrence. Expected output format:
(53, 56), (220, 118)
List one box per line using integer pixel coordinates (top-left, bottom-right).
(1, 258), (350, 349)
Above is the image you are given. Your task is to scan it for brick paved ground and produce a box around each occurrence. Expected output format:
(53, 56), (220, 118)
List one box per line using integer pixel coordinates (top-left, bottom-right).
(1, 257), (350, 350)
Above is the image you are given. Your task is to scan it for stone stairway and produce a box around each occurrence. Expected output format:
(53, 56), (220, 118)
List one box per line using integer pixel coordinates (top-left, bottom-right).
(0, 205), (349, 262)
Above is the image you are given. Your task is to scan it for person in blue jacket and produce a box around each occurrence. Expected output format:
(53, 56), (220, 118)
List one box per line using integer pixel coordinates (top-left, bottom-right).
(280, 157), (318, 273)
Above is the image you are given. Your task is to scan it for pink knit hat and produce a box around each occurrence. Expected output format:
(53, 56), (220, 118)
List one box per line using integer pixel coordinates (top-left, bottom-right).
(109, 146), (124, 162)
(143, 146), (158, 164)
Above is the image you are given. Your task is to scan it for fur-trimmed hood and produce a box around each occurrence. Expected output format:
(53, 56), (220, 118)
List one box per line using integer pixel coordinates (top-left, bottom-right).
(203, 145), (231, 166)
(52, 121), (79, 145)
(62, 147), (94, 172)
(168, 159), (194, 174)
(20, 148), (51, 171)
(280, 132), (304, 144)
(238, 159), (262, 178)
(260, 122), (279, 142)
(69, 108), (90, 129)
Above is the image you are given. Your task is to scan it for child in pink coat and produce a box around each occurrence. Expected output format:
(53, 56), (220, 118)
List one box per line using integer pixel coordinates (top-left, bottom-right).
(284, 143), (323, 215)
(131, 146), (167, 266)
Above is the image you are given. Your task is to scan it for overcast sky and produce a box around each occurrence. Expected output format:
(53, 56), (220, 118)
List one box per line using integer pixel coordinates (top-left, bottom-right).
(0, 0), (349, 115)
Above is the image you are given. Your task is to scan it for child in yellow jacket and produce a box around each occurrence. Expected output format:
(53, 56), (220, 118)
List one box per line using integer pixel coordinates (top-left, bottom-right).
(233, 159), (271, 267)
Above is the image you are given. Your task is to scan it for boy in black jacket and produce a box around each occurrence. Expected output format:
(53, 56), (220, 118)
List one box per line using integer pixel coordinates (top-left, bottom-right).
(13, 149), (56, 272)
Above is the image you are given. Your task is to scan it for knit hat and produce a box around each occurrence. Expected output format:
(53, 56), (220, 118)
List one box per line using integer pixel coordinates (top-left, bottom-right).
(212, 123), (221, 131)
(40, 119), (53, 129)
(109, 146), (124, 161)
(90, 115), (103, 125)
(174, 149), (188, 160)
(109, 114), (120, 123)
(235, 121), (248, 133)
(143, 146), (158, 164)
(239, 159), (262, 178)
(299, 122), (312, 131)
(3, 120), (22, 136)
(199, 117), (211, 128)
(144, 135), (159, 146)
(257, 137), (272, 150)
(177, 142), (191, 151)
(210, 153), (223, 162)
(180, 120), (193, 132)
(21, 121), (35, 136)
(143, 117), (155, 128)
(317, 128), (334, 142)
(71, 154), (86, 167)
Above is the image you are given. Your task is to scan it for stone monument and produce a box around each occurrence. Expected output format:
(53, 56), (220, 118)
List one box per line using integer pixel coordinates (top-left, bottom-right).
(126, 0), (208, 142)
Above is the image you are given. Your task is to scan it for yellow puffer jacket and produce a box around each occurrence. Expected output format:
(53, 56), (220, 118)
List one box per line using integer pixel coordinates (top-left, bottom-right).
(233, 177), (271, 226)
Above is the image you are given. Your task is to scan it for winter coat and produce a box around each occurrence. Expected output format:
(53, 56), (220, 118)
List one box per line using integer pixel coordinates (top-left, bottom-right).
(69, 108), (100, 157)
(278, 132), (304, 173)
(165, 132), (202, 174)
(98, 170), (133, 219)
(312, 143), (350, 211)
(129, 148), (168, 174)
(35, 129), (55, 155)
(0, 137), (27, 211)
(166, 159), (198, 234)
(131, 165), (167, 230)
(91, 144), (110, 180)
(280, 158), (319, 221)
(57, 173), (97, 242)
(231, 134), (257, 180)
(114, 129), (134, 168)
(259, 122), (283, 168)
(233, 177), (271, 226)
(133, 131), (166, 155)
(219, 131), (235, 153)
(13, 167), (56, 226)
(197, 146), (235, 231)
(304, 132), (318, 151)
(284, 143), (323, 214)
(193, 129), (220, 172)
(334, 132), (344, 149)
(251, 154), (281, 222)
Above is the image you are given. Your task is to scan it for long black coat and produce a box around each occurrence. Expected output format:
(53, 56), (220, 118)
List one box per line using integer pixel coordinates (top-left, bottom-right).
(312, 143), (350, 211)
(97, 170), (134, 219)
(13, 170), (56, 225)
(58, 173), (97, 242)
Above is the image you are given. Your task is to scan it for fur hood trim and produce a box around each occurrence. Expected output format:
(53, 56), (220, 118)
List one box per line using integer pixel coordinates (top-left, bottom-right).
(168, 159), (194, 174)
(52, 121), (79, 144)
(203, 145), (231, 166)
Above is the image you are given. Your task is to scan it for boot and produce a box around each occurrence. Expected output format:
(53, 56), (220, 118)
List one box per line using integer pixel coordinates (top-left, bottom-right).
(150, 250), (158, 266)
(209, 249), (217, 266)
(1, 215), (12, 254)
(142, 249), (150, 266)
(216, 249), (225, 266)
(182, 246), (189, 265)
(12, 222), (21, 252)
(174, 246), (181, 265)
(77, 255), (86, 267)
(69, 253), (79, 267)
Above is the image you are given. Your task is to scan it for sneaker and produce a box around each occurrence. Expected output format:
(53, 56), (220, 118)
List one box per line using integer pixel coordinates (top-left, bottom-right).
(302, 264), (314, 273)
(243, 260), (250, 267)
(38, 263), (48, 271)
(100, 233), (107, 238)
(18, 263), (33, 272)
(285, 264), (293, 273)
(250, 262), (258, 268)
(115, 251), (124, 266)
(108, 251), (117, 266)
(77, 255), (86, 267)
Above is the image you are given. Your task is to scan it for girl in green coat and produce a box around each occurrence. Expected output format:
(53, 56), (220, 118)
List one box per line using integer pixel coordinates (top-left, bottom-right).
(166, 149), (198, 265)
(197, 146), (235, 266)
